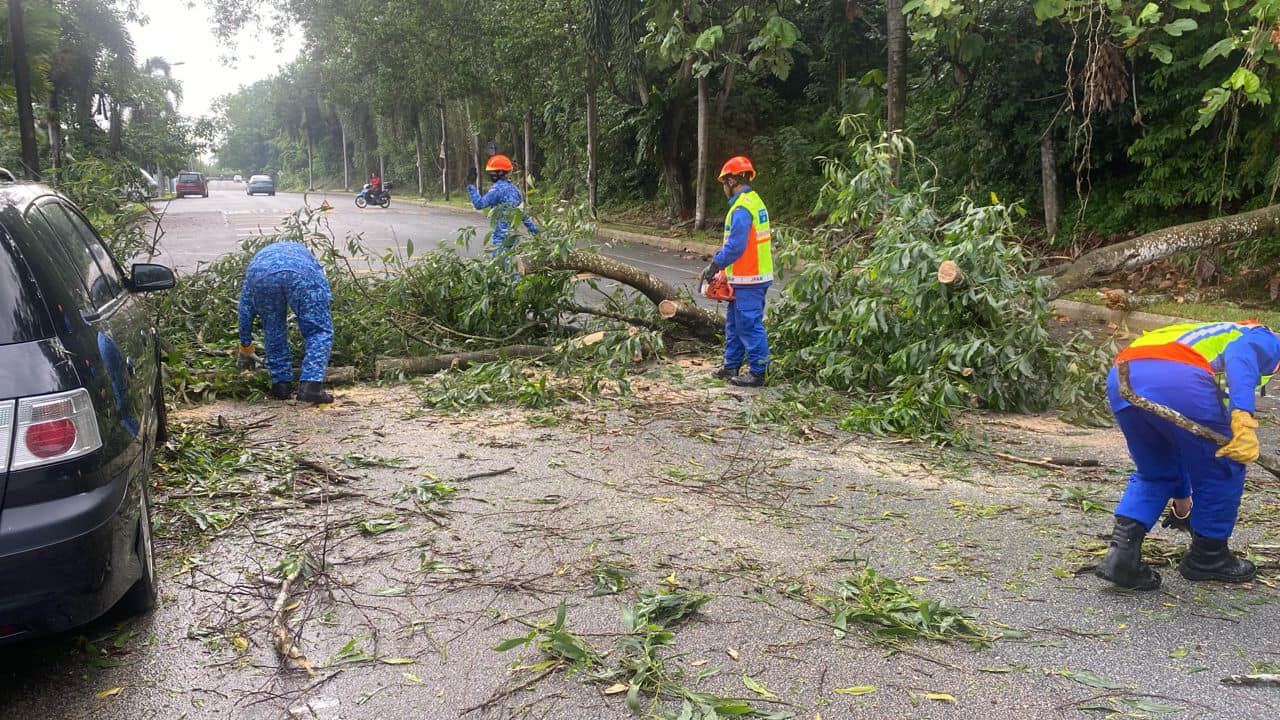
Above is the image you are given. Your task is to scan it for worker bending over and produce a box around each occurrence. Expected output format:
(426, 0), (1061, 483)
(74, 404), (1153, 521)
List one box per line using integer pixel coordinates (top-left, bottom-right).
(467, 154), (538, 254)
(236, 242), (335, 404)
(702, 155), (772, 387)
(1098, 321), (1280, 590)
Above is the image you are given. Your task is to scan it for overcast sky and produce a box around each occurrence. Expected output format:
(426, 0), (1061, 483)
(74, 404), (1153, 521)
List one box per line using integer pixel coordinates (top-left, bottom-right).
(126, 0), (302, 118)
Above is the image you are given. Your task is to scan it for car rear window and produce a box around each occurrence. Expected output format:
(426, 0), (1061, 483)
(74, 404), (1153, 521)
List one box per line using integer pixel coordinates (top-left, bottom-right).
(178, 173), (201, 182)
(250, 175), (270, 182)
(0, 223), (54, 345)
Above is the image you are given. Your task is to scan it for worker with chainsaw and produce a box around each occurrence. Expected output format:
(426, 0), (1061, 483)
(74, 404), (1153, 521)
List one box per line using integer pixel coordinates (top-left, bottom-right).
(1097, 321), (1280, 590)
(467, 154), (539, 255)
(236, 241), (335, 404)
(701, 156), (772, 388)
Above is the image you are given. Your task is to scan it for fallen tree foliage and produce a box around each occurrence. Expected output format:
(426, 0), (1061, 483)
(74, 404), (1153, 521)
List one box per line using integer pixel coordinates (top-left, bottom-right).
(770, 124), (1112, 439)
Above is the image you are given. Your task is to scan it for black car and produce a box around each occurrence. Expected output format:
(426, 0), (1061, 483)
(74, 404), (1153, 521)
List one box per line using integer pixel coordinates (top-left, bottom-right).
(0, 171), (174, 645)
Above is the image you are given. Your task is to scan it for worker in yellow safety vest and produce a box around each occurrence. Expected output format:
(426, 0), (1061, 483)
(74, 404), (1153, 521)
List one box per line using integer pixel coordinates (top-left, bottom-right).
(1097, 321), (1280, 590)
(701, 156), (773, 387)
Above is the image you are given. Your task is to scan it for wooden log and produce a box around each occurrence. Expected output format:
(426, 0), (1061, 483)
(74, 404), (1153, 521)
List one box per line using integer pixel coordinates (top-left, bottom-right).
(937, 260), (965, 286)
(375, 345), (550, 377)
(1041, 203), (1280, 300)
(243, 366), (357, 385)
(519, 249), (722, 340)
(1117, 362), (1280, 479)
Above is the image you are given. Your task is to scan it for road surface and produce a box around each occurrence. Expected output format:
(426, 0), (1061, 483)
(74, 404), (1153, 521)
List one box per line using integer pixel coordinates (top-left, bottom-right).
(149, 181), (711, 303)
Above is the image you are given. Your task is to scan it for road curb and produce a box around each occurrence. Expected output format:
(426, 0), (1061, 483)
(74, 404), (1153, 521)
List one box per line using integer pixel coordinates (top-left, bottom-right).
(1050, 299), (1191, 336)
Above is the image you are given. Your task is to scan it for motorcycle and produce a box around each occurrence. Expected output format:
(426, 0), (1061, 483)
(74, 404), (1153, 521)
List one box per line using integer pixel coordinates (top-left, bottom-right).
(356, 181), (392, 209)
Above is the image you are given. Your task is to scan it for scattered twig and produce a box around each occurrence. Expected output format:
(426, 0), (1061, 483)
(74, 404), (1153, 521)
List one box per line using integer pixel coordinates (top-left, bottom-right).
(459, 663), (562, 715)
(269, 565), (315, 677)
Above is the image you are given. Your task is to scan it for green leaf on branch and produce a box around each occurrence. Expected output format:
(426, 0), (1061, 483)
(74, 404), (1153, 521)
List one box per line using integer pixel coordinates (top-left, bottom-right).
(1161, 18), (1197, 37)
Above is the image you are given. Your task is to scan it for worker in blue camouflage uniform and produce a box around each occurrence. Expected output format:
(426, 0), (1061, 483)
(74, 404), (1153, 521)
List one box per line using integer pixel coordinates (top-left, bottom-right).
(466, 154), (538, 254)
(236, 242), (334, 403)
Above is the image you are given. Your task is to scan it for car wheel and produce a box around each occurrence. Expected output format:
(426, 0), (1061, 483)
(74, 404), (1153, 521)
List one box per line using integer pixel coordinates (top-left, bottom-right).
(269, 192), (275, 196)
(114, 483), (157, 616)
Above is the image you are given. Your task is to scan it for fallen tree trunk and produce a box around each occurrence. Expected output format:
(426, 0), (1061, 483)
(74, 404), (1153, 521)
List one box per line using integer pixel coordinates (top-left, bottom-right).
(1042, 204), (1280, 300)
(376, 345), (550, 377)
(519, 250), (722, 340)
(238, 366), (357, 384)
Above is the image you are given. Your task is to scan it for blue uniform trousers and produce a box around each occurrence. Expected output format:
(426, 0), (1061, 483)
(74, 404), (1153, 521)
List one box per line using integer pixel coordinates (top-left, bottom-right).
(1106, 360), (1245, 539)
(724, 282), (770, 374)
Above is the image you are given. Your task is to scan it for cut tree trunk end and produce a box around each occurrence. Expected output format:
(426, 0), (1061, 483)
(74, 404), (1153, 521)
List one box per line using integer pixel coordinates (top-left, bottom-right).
(518, 249), (722, 340)
(1043, 204), (1280, 300)
(937, 260), (966, 286)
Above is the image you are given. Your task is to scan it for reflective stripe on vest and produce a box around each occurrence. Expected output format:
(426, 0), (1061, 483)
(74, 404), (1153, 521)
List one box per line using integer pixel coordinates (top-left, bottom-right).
(1115, 321), (1275, 386)
(723, 190), (773, 284)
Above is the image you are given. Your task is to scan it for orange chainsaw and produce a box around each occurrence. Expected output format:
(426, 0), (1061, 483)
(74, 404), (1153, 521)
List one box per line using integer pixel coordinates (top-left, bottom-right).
(700, 270), (735, 302)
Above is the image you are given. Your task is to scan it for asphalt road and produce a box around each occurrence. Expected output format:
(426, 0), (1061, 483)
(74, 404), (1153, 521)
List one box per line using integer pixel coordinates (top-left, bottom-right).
(148, 181), (711, 303)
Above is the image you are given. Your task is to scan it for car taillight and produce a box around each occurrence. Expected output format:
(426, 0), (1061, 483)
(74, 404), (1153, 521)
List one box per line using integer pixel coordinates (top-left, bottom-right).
(0, 400), (13, 473)
(27, 419), (76, 457)
(9, 389), (102, 471)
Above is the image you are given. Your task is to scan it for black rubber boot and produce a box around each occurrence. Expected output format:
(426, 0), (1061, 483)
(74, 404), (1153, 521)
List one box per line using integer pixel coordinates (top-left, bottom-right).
(729, 370), (766, 388)
(1178, 532), (1256, 583)
(1095, 515), (1161, 590)
(296, 381), (333, 404)
(711, 366), (740, 380)
(270, 382), (293, 400)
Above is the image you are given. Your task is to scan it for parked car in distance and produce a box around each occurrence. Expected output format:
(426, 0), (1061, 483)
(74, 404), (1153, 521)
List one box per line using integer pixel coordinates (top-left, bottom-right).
(174, 171), (207, 198)
(233, 174), (243, 183)
(0, 171), (174, 645)
(245, 175), (275, 196)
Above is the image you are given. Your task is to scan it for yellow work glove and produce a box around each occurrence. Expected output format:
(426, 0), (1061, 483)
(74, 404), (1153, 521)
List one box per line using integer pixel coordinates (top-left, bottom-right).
(236, 343), (258, 371)
(1215, 410), (1260, 464)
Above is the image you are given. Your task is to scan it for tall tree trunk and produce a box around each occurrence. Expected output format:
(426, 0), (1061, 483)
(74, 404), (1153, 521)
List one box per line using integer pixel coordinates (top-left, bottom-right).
(415, 116), (424, 197)
(586, 76), (599, 213)
(340, 119), (349, 191)
(439, 102), (449, 200)
(886, 0), (907, 181)
(714, 36), (743, 126)
(1041, 125), (1062, 240)
(8, 0), (39, 180)
(306, 135), (314, 190)
(523, 108), (533, 197)
(47, 96), (63, 183)
(466, 99), (482, 194)
(108, 101), (123, 156)
(379, 155), (385, 181)
(694, 75), (709, 231)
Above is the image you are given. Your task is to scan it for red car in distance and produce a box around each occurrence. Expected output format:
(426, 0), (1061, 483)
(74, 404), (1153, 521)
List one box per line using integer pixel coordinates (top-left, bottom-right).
(174, 172), (208, 198)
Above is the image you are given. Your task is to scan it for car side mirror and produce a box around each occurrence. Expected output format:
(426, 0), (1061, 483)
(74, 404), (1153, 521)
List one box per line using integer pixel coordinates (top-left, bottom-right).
(129, 263), (176, 292)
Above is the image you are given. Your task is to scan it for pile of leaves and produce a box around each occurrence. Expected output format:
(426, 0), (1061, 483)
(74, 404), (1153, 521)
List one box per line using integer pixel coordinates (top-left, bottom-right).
(770, 121), (1113, 440)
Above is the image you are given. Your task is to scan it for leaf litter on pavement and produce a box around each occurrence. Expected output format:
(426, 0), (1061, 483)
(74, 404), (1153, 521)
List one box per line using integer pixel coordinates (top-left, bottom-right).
(17, 372), (1280, 720)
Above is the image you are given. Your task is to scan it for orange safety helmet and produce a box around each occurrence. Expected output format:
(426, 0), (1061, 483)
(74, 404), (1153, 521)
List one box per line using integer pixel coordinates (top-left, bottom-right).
(718, 156), (755, 182)
(485, 154), (514, 172)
